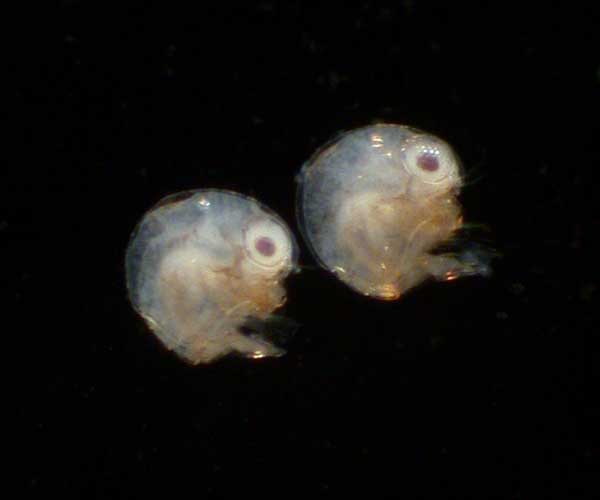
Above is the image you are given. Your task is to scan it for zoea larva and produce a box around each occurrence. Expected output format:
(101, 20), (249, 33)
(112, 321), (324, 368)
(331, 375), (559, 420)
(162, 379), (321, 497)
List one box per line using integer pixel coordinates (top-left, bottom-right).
(125, 190), (298, 364)
(296, 123), (488, 300)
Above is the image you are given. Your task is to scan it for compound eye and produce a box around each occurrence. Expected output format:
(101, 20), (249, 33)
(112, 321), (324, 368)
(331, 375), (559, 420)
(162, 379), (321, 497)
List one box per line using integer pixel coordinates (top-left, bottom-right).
(243, 218), (291, 269)
(404, 136), (458, 185)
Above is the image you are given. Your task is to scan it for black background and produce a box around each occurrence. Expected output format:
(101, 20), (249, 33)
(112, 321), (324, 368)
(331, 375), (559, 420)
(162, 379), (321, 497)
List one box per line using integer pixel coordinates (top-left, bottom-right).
(12, 2), (598, 498)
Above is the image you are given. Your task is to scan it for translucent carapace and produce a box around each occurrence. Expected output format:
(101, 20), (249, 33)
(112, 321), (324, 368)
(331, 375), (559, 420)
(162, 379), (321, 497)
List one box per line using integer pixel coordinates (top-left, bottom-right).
(125, 190), (298, 364)
(296, 123), (489, 300)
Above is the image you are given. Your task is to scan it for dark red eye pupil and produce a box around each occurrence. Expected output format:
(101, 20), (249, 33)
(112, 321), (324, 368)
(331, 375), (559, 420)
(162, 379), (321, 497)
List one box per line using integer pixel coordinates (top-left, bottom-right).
(417, 153), (439, 172)
(255, 237), (276, 257)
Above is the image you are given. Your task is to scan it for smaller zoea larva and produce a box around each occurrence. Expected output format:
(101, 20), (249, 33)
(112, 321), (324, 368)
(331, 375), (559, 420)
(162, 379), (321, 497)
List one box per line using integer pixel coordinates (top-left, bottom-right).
(125, 190), (298, 364)
(296, 123), (490, 300)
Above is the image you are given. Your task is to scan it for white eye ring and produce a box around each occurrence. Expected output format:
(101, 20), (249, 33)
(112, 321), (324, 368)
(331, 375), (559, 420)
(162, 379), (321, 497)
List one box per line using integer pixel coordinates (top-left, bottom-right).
(403, 136), (458, 185)
(243, 217), (291, 269)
